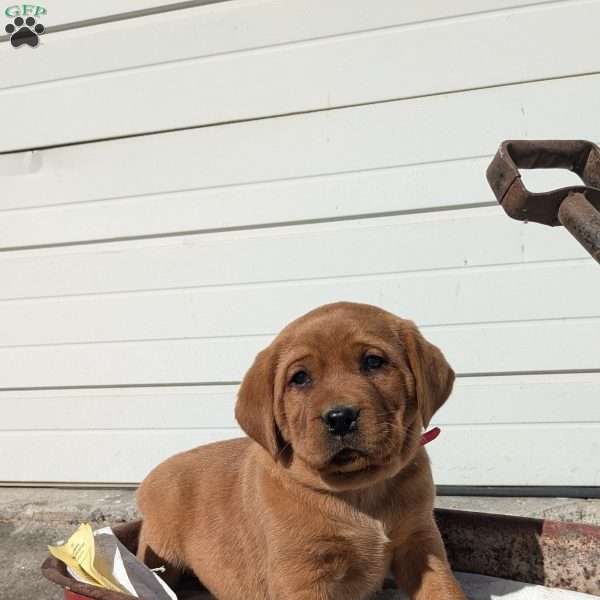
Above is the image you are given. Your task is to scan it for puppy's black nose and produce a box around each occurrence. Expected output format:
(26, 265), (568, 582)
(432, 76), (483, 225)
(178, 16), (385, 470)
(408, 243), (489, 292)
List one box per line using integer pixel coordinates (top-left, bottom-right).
(323, 406), (359, 437)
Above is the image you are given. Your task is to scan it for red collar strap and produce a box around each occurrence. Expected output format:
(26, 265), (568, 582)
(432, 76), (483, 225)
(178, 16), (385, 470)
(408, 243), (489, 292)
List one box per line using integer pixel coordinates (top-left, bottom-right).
(420, 427), (441, 446)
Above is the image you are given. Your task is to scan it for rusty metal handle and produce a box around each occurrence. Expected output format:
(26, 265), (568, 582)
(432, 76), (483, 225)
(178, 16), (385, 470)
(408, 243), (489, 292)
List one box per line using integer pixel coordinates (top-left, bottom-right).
(488, 140), (600, 202)
(495, 140), (599, 173)
(487, 139), (600, 263)
(558, 192), (600, 263)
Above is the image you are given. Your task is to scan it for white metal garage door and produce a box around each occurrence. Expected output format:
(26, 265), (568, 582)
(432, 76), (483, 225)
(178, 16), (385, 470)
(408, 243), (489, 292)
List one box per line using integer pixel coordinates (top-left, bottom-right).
(1, 0), (599, 487)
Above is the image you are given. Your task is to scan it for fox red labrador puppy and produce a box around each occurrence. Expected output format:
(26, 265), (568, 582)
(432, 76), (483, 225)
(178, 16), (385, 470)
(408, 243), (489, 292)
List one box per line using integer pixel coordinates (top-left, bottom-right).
(137, 302), (465, 599)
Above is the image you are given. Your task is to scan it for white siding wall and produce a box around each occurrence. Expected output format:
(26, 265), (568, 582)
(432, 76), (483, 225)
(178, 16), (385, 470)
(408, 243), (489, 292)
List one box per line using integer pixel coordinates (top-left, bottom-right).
(1, 0), (599, 486)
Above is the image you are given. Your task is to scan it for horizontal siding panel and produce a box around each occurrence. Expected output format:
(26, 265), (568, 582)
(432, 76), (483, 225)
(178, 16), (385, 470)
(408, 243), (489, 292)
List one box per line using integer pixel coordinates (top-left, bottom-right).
(2, 73), (598, 214)
(3, 0), (556, 89)
(0, 429), (241, 483)
(1, 424), (597, 485)
(2, 260), (598, 346)
(0, 208), (590, 301)
(433, 373), (600, 425)
(1, 0), (598, 150)
(1, 319), (599, 388)
(1, 386), (238, 430)
(3, 162), (578, 250)
(427, 318), (600, 375)
(429, 424), (600, 486)
(3, 374), (599, 430)
(2, 158), (494, 249)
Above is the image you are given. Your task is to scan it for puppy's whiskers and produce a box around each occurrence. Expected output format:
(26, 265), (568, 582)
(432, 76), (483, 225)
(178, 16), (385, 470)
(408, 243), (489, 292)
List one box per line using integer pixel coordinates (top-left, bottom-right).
(373, 421), (413, 457)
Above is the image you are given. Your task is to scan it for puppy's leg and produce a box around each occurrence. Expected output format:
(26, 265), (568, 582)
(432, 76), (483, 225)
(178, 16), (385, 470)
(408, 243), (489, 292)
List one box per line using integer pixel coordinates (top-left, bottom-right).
(392, 524), (465, 600)
(137, 523), (182, 589)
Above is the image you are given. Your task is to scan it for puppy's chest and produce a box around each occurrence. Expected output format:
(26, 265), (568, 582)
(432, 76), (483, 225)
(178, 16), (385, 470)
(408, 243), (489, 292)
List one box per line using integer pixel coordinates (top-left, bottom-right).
(297, 510), (393, 593)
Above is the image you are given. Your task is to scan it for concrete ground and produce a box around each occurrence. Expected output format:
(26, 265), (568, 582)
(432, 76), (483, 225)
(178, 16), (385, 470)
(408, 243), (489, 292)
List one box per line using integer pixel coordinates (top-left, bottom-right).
(2, 487), (599, 600)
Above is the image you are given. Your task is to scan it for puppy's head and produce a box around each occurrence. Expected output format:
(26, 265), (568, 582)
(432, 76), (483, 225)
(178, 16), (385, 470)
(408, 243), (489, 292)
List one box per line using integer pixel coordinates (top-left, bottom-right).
(235, 302), (454, 490)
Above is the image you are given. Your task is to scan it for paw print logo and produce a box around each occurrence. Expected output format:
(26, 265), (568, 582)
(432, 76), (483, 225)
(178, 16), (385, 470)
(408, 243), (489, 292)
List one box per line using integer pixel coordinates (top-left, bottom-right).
(5, 16), (44, 48)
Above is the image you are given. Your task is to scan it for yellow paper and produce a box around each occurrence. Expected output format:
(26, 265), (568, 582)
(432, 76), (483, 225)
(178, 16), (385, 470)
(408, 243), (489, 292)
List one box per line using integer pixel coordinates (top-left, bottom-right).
(48, 523), (129, 594)
(46, 544), (98, 587)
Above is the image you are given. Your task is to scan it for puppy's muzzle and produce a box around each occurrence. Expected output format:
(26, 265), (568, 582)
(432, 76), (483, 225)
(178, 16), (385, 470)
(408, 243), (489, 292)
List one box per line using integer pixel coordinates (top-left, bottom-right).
(322, 406), (359, 437)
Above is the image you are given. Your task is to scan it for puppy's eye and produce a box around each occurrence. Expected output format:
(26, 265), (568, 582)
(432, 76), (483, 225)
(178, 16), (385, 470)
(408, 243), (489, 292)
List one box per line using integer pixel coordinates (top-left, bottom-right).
(290, 370), (311, 387)
(362, 355), (386, 372)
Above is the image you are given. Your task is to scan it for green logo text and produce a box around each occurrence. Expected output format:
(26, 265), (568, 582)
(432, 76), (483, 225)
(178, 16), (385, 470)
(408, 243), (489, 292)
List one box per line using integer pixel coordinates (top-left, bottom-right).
(5, 4), (46, 18)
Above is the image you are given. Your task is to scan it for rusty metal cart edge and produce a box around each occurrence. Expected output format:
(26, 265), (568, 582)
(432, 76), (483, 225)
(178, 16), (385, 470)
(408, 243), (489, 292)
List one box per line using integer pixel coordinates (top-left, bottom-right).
(41, 510), (600, 598)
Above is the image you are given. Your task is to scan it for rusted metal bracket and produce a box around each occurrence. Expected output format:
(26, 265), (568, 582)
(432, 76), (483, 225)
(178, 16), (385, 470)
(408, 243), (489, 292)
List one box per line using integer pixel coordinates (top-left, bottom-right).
(437, 509), (600, 596)
(487, 140), (600, 263)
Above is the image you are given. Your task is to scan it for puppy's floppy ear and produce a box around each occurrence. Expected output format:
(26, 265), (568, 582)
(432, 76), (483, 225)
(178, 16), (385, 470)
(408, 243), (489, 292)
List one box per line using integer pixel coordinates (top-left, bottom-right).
(399, 320), (455, 428)
(235, 345), (282, 459)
